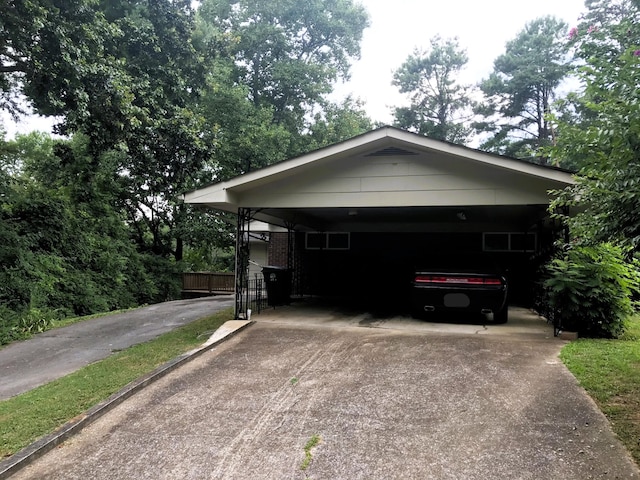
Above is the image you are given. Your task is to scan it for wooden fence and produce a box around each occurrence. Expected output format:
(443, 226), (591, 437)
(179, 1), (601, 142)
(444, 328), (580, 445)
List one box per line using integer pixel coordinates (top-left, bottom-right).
(181, 272), (269, 315)
(182, 272), (235, 294)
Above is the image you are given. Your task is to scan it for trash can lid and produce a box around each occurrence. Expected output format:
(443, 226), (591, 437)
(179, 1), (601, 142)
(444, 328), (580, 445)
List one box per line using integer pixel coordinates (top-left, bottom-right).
(262, 265), (287, 271)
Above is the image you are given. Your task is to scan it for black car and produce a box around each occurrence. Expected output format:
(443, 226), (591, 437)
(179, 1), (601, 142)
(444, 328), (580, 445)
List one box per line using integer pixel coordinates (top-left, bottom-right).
(411, 263), (508, 323)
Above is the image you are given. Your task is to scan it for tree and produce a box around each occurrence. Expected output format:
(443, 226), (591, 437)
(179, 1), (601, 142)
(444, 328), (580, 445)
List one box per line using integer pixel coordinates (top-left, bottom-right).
(306, 97), (373, 151)
(391, 36), (473, 144)
(81, 0), (216, 263)
(0, 133), (167, 327)
(191, 0), (373, 181)
(548, 0), (640, 249)
(196, 0), (370, 146)
(2, 1), (217, 264)
(475, 16), (571, 160)
(0, 0), (124, 123)
(195, 59), (293, 180)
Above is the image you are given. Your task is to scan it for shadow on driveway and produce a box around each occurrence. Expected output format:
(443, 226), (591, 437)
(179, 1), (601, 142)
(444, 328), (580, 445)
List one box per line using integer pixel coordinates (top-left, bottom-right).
(257, 297), (556, 340)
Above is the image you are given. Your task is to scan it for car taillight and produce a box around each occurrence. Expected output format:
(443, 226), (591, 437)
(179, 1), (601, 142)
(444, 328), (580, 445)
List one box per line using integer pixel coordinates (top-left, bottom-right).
(414, 275), (436, 283)
(415, 275), (502, 285)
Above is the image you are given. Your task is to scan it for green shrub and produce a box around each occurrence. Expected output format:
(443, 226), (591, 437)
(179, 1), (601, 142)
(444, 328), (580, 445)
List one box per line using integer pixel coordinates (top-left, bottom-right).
(14, 308), (64, 335)
(139, 254), (182, 303)
(0, 307), (20, 345)
(0, 307), (65, 345)
(543, 243), (639, 338)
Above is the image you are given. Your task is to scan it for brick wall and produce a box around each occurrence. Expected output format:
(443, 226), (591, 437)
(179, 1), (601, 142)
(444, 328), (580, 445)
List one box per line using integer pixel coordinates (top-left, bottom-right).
(268, 232), (289, 268)
(268, 232), (308, 296)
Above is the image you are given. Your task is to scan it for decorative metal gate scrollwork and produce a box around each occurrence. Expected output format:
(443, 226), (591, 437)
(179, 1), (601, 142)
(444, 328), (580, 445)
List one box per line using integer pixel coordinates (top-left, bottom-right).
(234, 207), (252, 319)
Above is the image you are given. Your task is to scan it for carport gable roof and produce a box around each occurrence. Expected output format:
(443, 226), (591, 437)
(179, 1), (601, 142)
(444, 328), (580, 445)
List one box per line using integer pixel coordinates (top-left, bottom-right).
(183, 126), (574, 216)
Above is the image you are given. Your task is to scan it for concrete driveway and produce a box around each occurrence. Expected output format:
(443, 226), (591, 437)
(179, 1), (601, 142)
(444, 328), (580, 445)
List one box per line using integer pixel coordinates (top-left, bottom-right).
(10, 307), (639, 479)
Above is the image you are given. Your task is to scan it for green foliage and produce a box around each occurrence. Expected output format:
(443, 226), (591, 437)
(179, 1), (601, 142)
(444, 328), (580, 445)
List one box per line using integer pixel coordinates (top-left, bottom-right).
(0, 132), (179, 342)
(196, 61), (292, 179)
(182, 246), (235, 273)
(0, 306), (65, 345)
(306, 97), (373, 150)
(198, 0), (369, 136)
(1, 0), (119, 119)
(4, 1), (218, 263)
(475, 16), (570, 159)
(543, 244), (639, 337)
(547, 1), (640, 248)
(301, 434), (321, 471)
(391, 36), (473, 144)
(91, 1), (215, 261)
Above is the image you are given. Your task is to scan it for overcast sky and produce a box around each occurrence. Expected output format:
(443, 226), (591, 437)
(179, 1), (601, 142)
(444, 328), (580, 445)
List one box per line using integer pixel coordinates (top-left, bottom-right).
(333, 0), (587, 124)
(2, 0), (587, 137)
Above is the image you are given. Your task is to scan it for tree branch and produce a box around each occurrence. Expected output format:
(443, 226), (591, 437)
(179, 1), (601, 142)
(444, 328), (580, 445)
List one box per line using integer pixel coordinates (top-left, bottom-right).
(0, 64), (25, 74)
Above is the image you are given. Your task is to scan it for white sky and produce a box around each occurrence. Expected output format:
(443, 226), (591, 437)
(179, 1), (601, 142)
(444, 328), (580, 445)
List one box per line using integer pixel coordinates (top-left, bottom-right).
(2, 0), (586, 137)
(333, 0), (587, 124)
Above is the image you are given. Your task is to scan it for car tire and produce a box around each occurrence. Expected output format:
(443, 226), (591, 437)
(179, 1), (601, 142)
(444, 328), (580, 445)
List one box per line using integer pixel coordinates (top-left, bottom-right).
(493, 307), (508, 324)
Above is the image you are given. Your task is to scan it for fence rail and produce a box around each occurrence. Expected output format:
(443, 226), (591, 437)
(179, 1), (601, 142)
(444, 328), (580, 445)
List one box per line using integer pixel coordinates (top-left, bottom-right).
(247, 276), (269, 315)
(182, 272), (235, 294)
(182, 272), (270, 317)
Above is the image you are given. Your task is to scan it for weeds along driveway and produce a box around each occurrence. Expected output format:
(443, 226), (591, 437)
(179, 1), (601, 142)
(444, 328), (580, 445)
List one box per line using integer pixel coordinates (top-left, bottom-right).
(11, 321), (640, 480)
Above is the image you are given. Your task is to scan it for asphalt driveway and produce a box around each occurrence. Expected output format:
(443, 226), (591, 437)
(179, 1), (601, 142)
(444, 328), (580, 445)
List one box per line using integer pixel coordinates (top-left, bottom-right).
(10, 315), (639, 479)
(0, 295), (233, 400)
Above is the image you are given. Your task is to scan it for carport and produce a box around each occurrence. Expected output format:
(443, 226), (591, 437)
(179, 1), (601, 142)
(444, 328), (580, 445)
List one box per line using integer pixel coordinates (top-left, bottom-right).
(183, 127), (574, 319)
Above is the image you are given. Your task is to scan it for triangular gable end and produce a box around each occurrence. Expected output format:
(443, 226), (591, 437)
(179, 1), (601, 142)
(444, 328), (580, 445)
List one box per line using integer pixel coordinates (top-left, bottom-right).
(183, 127), (574, 213)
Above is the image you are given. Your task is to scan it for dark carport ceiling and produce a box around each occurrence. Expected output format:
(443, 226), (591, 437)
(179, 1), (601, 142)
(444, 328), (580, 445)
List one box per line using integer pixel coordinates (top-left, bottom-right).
(253, 205), (550, 233)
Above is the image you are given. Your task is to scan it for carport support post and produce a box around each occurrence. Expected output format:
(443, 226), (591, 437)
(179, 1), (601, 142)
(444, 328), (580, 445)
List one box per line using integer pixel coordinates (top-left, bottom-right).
(285, 221), (295, 295)
(234, 208), (251, 320)
(286, 222), (295, 271)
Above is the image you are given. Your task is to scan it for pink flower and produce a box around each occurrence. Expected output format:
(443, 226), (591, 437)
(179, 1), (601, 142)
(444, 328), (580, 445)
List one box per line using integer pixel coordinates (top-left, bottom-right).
(569, 27), (578, 40)
(587, 25), (598, 34)
(634, 50), (640, 56)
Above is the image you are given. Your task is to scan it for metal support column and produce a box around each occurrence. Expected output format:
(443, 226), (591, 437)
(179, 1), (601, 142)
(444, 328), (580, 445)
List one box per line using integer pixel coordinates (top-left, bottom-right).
(234, 208), (252, 319)
(285, 222), (295, 271)
(285, 221), (296, 295)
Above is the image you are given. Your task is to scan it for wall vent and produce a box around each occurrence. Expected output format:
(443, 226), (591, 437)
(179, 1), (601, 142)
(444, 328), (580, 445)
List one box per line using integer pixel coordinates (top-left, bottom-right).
(365, 147), (418, 157)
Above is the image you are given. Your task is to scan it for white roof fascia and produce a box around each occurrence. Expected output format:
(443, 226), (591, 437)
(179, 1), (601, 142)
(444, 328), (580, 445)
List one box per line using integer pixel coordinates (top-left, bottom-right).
(249, 220), (288, 233)
(183, 184), (238, 205)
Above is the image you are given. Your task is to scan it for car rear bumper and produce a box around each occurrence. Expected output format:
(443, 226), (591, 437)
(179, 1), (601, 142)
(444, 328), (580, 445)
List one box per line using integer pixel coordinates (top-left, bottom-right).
(411, 284), (507, 314)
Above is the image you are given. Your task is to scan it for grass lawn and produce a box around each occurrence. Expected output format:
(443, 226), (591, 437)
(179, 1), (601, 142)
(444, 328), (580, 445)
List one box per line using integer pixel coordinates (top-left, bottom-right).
(560, 314), (640, 466)
(0, 307), (233, 459)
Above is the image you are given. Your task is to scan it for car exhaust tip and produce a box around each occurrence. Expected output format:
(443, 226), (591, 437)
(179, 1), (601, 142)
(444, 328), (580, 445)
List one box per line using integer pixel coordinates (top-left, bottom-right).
(481, 309), (493, 315)
(424, 306), (435, 312)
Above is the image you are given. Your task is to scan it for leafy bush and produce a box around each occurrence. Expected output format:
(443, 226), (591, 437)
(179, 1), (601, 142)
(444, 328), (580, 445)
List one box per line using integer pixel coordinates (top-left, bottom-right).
(0, 307), (65, 345)
(14, 308), (64, 336)
(543, 243), (639, 338)
(139, 254), (182, 303)
(0, 307), (20, 345)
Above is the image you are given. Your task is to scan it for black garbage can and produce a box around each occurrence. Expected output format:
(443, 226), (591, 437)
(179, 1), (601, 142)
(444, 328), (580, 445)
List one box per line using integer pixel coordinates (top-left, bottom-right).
(262, 266), (292, 306)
